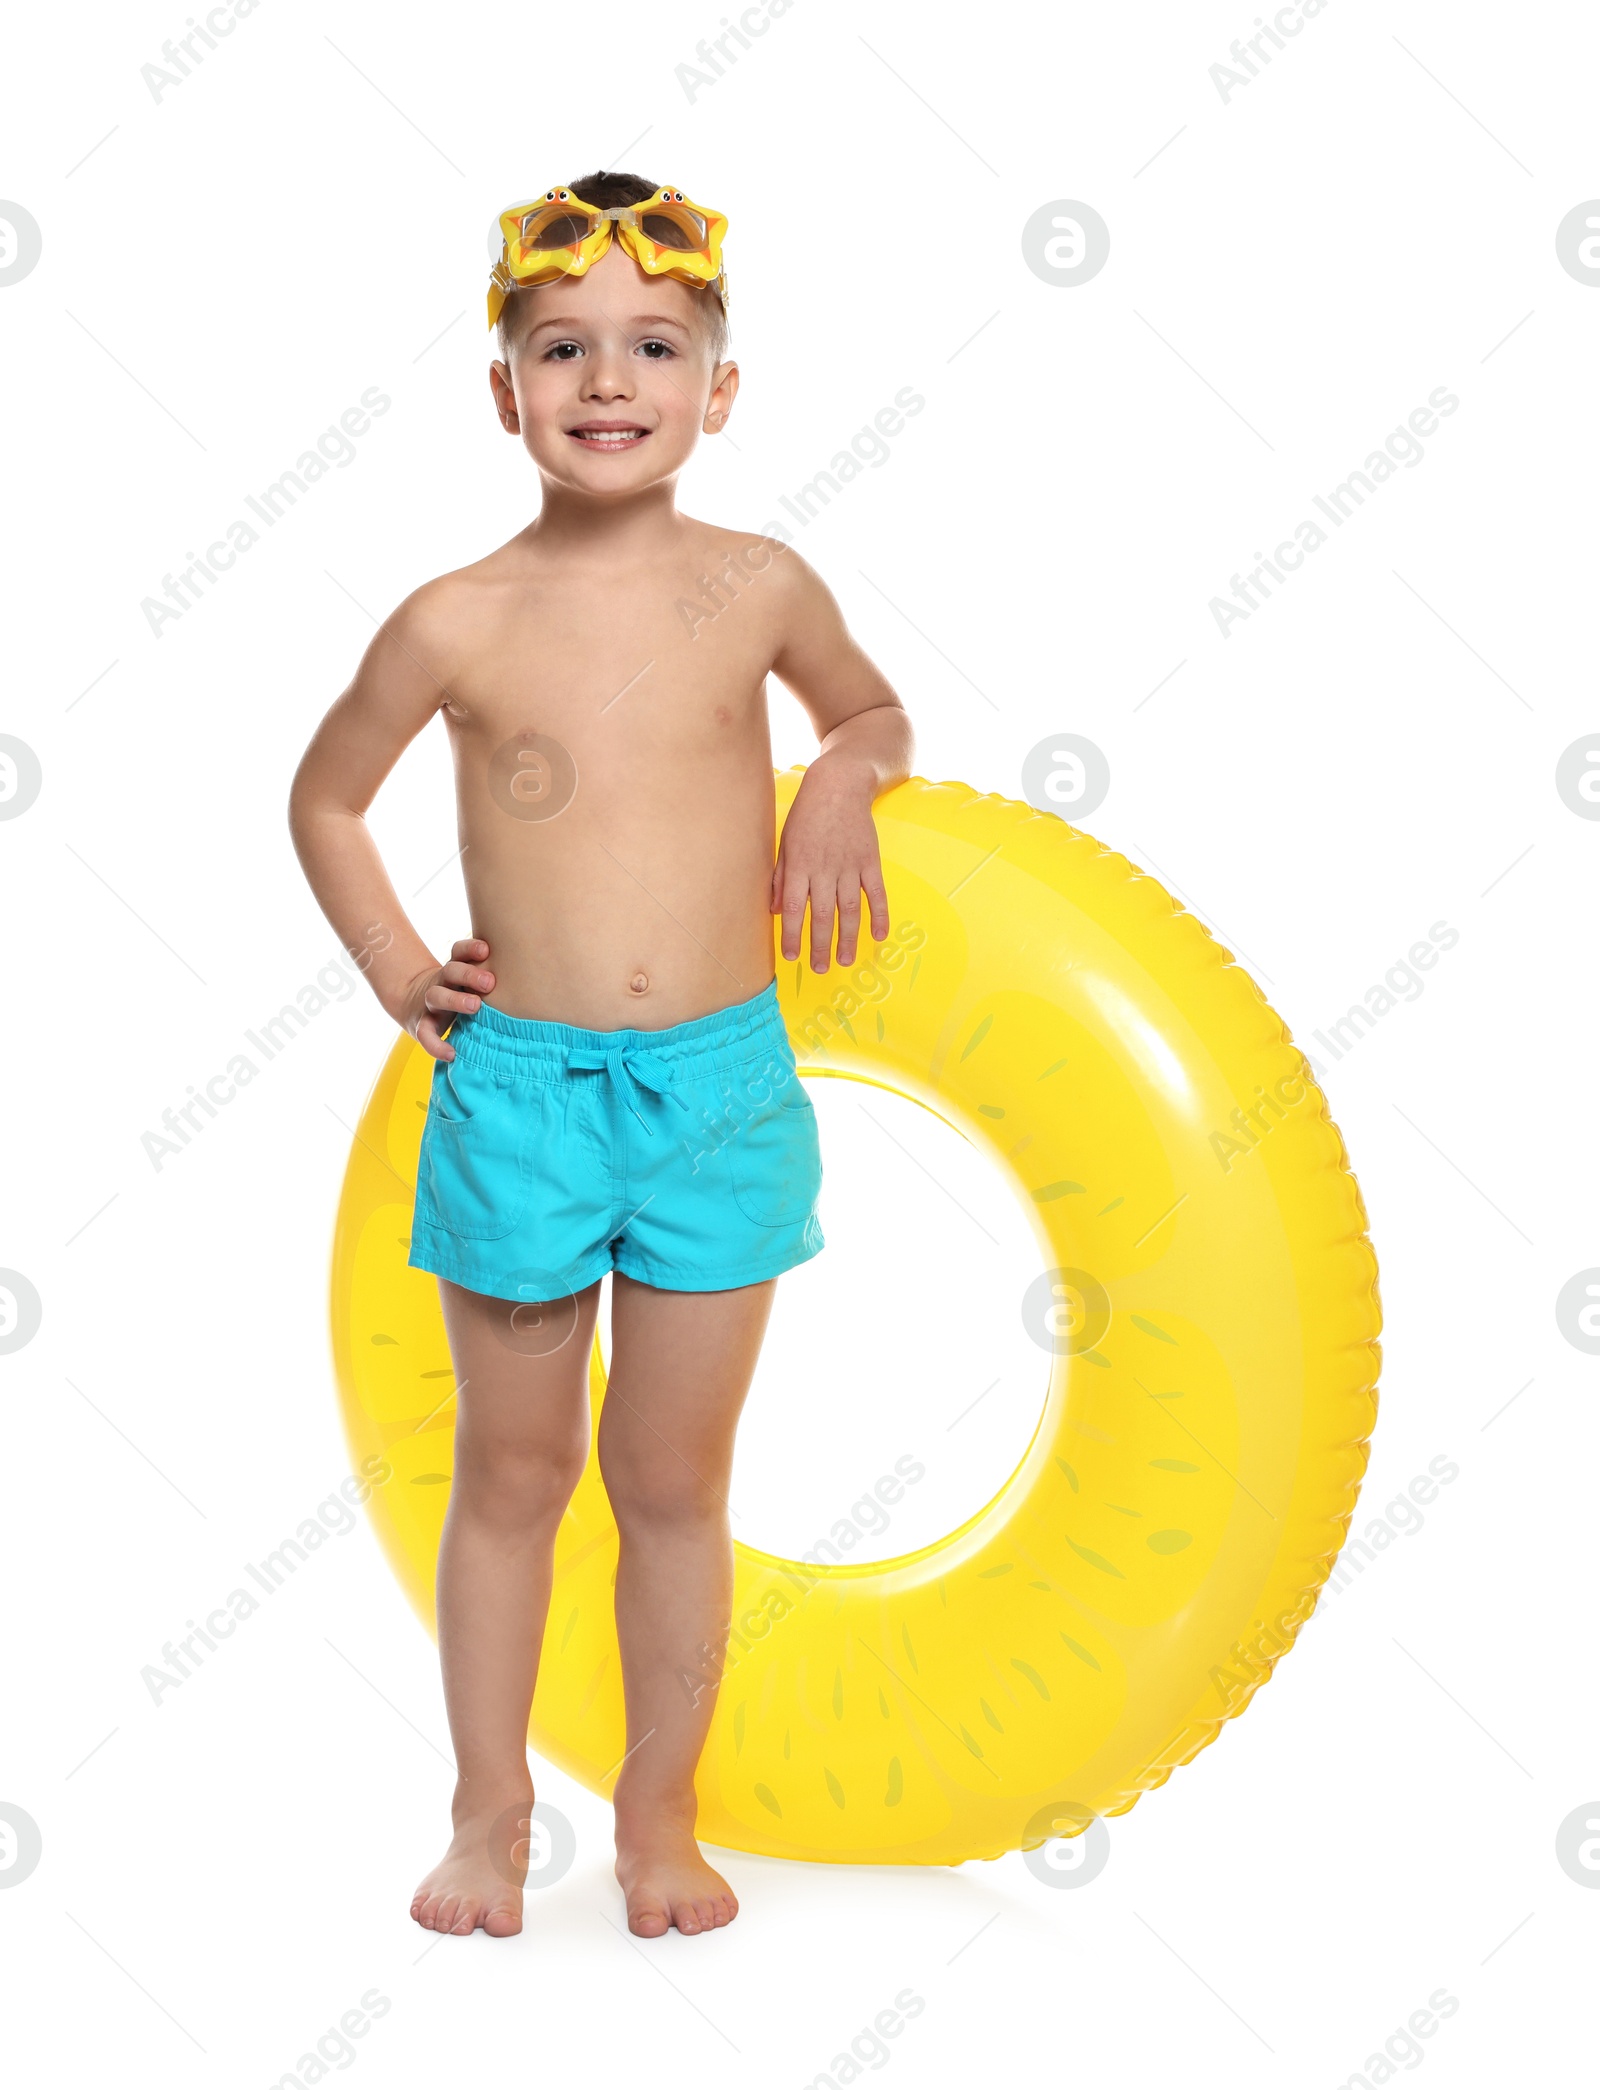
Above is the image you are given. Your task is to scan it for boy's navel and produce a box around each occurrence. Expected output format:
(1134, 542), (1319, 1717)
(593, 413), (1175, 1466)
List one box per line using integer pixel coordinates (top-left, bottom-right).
(628, 971), (651, 996)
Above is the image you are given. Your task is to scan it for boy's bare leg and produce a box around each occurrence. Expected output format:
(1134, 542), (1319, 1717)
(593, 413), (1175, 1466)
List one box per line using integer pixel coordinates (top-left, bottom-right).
(410, 1274), (601, 1937)
(601, 1271), (778, 1938)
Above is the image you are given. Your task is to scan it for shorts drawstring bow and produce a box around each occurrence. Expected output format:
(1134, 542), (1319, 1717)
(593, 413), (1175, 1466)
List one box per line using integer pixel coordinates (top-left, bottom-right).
(565, 1043), (692, 1135)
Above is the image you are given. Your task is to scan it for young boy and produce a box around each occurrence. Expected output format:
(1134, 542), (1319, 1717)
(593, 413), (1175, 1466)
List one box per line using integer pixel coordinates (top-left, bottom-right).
(289, 171), (913, 1942)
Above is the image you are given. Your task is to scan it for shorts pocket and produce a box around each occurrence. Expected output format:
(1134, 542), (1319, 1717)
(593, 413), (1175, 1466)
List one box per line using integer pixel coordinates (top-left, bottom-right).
(724, 1053), (823, 1228)
(415, 1058), (536, 1241)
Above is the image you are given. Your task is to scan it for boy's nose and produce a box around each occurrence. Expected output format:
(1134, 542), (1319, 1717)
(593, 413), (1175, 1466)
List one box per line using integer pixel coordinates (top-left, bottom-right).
(582, 344), (634, 398)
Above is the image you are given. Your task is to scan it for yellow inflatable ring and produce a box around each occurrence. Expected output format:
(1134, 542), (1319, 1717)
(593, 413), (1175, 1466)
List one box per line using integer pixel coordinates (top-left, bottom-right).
(331, 771), (1380, 1865)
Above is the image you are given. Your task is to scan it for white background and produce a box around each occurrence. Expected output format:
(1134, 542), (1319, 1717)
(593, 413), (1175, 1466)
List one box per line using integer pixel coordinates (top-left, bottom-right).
(2, 0), (1596, 2082)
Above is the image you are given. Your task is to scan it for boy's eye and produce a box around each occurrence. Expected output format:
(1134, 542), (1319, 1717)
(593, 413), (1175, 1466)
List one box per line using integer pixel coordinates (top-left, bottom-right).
(638, 338), (675, 359)
(545, 341), (582, 360)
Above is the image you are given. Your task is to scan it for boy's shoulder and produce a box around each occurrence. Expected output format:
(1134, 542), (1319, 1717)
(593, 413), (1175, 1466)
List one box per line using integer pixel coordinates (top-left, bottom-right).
(412, 539), (527, 606)
(353, 550), (522, 702)
(693, 514), (802, 564)
(687, 516), (780, 553)
(382, 542), (528, 641)
(689, 518), (828, 605)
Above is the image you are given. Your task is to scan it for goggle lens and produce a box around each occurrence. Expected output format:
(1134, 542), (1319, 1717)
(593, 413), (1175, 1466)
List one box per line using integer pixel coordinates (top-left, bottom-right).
(514, 205), (594, 254)
(635, 205), (709, 254)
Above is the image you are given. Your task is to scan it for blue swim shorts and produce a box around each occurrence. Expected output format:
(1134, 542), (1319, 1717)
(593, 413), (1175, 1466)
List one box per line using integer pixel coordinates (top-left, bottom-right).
(406, 977), (824, 1302)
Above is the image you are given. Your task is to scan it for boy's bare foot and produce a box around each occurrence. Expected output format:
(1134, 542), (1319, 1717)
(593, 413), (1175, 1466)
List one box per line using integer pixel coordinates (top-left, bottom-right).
(411, 1788), (533, 1938)
(615, 1814), (739, 1938)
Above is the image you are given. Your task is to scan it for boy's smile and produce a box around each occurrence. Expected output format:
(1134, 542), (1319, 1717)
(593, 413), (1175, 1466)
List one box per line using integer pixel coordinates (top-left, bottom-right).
(567, 418), (651, 452)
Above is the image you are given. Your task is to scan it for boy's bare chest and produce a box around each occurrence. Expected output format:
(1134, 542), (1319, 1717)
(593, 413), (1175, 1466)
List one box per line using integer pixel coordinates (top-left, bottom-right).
(441, 576), (780, 798)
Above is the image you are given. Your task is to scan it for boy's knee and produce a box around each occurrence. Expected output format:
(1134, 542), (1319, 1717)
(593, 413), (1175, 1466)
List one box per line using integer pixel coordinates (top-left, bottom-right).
(599, 1450), (723, 1530)
(455, 1433), (588, 1520)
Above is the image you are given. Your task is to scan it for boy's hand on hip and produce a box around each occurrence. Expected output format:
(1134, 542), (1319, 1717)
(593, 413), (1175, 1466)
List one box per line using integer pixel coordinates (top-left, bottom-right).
(773, 759), (890, 972)
(398, 938), (496, 1061)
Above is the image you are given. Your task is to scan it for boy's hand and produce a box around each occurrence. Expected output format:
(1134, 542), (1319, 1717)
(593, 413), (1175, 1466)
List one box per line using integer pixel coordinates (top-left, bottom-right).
(397, 938), (496, 1061)
(772, 759), (890, 972)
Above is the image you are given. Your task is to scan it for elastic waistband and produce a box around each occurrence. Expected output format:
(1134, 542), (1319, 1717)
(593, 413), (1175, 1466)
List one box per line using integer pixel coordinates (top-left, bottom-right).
(445, 976), (790, 1082)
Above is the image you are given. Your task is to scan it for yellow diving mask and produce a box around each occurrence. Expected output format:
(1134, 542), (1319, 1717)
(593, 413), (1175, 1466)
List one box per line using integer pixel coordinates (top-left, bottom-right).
(487, 184), (730, 331)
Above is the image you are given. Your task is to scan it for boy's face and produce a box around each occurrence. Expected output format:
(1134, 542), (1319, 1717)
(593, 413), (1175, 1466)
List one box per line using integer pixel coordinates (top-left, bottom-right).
(489, 244), (737, 495)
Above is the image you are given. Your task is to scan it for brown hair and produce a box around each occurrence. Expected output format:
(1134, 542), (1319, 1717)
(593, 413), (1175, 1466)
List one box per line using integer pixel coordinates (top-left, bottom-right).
(495, 169), (730, 365)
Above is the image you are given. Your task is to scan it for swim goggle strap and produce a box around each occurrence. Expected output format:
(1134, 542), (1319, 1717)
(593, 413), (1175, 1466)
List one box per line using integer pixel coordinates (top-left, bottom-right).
(487, 185), (730, 331)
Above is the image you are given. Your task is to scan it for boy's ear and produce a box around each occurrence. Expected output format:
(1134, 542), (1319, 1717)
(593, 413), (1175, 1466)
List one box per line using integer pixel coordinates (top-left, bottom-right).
(488, 361), (520, 434)
(703, 359), (739, 434)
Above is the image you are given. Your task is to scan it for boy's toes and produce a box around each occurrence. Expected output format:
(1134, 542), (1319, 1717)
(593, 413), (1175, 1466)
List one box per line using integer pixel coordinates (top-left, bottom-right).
(628, 1894), (671, 1938)
(412, 1821), (528, 1938)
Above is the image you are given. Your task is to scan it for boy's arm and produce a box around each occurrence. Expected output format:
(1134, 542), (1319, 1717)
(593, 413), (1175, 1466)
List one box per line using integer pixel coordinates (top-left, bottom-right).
(288, 585), (494, 1061)
(767, 549), (916, 972)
